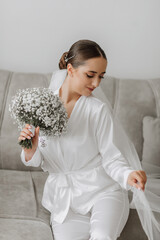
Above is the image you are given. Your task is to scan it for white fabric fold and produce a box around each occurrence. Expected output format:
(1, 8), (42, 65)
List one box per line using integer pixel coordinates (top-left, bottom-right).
(93, 80), (160, 240)
(20, 69), (160, 239)
(50, 69), (160, 238)
(21, 147), (43, 167)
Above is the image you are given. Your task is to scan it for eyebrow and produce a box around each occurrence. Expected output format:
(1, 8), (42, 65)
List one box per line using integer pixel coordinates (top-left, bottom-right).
(88, 71), (106, 74)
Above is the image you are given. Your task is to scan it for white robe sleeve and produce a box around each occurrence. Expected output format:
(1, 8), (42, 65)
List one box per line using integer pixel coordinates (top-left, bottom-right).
(20, 147), (43, 167)
(96, 104), (135, 190)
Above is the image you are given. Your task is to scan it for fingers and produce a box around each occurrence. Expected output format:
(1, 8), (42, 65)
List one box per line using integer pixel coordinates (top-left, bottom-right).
(135, 171), (147, 185)
(19, 129), (33, 140)
(132, 171), (147, 191)
(132, 182), (144, 191)
(18, 124), (37, 142)
(25, 123), (32, 128)
(23, 128), (33, 137)
(138, 170), (147, 183)
(34, 126), (40, 138)
(31, 127), (39, 149)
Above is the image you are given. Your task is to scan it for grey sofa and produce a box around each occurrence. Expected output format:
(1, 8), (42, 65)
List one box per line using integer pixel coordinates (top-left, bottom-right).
(1, 68), (159, 240)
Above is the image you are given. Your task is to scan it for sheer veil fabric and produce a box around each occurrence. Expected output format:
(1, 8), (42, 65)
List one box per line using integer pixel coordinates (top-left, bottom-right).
(49, 69), (160, 239)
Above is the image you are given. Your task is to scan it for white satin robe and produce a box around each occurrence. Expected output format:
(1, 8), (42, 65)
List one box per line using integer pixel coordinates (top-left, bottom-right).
(20, 86), (135, 224)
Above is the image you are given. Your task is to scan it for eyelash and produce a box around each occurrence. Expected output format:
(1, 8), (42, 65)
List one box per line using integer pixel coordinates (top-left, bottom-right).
(86, 74), (104, 79)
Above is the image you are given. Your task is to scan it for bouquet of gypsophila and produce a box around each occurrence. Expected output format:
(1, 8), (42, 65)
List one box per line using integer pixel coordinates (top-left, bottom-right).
(9, 87), (69, 149)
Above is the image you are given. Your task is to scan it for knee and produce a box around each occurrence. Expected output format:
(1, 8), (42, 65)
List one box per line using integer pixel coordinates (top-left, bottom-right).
(53, 229), (78, 240)
(54, 232), (89, 240)
(90, 229), (116, 240)
(52, 221), (90, 240)
(90, 220), (117, 240)
(53, 233), (74, 240)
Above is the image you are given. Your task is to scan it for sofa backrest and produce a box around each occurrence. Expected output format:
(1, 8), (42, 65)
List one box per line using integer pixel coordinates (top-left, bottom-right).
(0, 69), (160, 171)
(100, 75), (160, 162)
(0, 69), (52, 171)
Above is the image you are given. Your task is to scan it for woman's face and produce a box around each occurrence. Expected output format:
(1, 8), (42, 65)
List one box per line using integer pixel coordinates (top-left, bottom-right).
(68, 57), (107, 97)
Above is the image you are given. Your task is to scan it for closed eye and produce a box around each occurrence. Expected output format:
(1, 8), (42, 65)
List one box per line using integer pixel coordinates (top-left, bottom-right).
(86, 74), (104, 79)
(86, 74), (93, 78)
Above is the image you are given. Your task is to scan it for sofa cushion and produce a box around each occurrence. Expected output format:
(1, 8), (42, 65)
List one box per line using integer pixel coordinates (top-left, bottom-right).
(142, 116), (160, 173)
(0, 167), (152, 240)
(0, 218), (53, 240)
(0, 169), (50, 224)
(99, 77), (157, 162)
(1, 69), (160, 169)
(0, 69), (51, 171)
(31, 171), (51, 223)
(118, 209), (148, 240)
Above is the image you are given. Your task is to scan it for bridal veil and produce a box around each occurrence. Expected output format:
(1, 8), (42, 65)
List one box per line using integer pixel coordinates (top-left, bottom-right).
(49, 69), (160, 240)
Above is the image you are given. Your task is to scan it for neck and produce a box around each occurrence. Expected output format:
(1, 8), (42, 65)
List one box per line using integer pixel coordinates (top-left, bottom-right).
(59, 75), (81, 104)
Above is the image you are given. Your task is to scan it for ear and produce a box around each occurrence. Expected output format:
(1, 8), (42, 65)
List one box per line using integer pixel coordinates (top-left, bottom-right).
(67, 63), (75, 77)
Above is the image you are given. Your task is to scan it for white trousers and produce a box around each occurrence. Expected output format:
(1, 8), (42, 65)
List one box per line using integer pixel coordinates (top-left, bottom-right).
(51, 188), (130, 240)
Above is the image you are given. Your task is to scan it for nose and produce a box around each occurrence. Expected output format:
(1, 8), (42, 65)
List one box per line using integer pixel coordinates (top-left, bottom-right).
(92, 77), (101, 88)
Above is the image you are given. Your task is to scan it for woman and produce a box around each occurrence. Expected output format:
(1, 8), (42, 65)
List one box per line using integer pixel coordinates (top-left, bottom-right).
(19, 39), (149, 240)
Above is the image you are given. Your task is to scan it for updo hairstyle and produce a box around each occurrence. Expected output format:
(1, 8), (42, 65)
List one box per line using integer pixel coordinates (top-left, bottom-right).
(58, 39), (107, 71)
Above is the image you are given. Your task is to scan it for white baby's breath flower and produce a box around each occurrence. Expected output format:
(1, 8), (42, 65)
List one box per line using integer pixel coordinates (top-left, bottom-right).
(9, 87), (68, 149)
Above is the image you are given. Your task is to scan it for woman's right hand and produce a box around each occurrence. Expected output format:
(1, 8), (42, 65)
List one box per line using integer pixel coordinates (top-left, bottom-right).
(18, 124), (40, 160)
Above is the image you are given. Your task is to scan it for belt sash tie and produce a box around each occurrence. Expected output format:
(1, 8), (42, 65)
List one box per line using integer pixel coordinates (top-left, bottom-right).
(42, 160), (102, 224)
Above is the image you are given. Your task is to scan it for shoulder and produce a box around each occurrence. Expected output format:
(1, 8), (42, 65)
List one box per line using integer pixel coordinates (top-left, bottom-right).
(85, 94), (111, 115)
(86, 94), (105, 110)
(84, 94), (114, 127)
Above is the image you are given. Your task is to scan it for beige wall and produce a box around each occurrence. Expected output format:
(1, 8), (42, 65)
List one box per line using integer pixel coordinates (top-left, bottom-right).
(0, 0), (160, 79)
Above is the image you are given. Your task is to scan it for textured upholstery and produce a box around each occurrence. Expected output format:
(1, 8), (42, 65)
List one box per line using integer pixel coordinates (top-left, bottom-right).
(100, 76), (159, 161)
(0, 218), (53, 240)
(142, 116), (160, 168)
(0, 69), (52, 170)
(0, 68), (160, 240)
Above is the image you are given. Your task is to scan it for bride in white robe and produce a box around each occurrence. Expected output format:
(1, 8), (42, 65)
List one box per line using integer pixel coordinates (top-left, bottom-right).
(20, 39), (160, 240)
(20, 73), (135, 239)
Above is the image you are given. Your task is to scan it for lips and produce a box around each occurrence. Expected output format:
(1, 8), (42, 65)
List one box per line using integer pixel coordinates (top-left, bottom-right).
(87, 87), (94, 91)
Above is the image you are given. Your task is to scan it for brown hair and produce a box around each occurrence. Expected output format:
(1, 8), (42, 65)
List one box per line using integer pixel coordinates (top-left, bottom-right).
(58, 39), (107, 70)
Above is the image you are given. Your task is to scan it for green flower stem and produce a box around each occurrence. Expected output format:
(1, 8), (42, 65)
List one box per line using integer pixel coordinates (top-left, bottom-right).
(18, 137), (33, 149)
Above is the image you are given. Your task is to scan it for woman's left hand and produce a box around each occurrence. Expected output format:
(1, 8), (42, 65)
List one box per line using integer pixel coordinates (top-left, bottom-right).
(127, 170), (147, 191)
